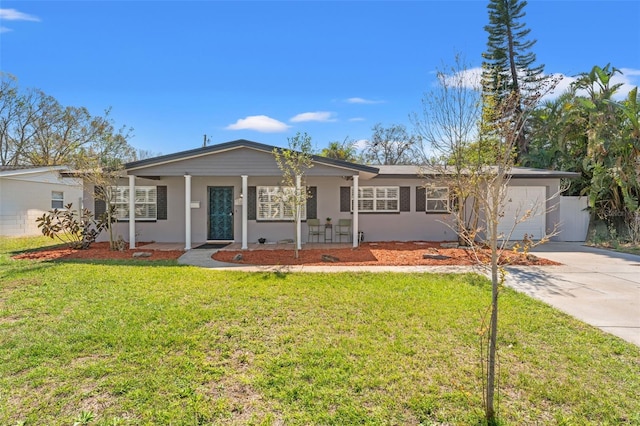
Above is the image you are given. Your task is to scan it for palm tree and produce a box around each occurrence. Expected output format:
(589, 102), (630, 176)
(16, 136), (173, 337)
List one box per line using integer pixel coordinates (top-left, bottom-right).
(319, 138), (359, 162)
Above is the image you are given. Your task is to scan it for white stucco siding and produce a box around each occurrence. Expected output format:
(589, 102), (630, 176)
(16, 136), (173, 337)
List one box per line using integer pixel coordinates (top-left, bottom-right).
(0, 172), (83, 236)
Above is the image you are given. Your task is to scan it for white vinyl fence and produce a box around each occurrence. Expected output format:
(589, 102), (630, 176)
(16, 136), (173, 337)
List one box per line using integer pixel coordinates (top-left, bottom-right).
(558, 196), (589, 242)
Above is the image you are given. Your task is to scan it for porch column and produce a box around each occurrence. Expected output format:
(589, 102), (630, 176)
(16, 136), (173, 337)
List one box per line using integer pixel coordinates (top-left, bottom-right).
(353, 175), (359, 247)
(296, 175), (302, 251)
(129, 174), (136, 249)
(241, 175), (248, 250)
(184, 174), (192, 250)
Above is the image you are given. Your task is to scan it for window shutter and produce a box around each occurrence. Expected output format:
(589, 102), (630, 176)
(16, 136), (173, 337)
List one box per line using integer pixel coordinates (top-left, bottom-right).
(306, 186), (317, 219)
(400, 187), (410, 212)
(248, 186), (256, 220)
(340, 187), (350, 212)
(94, 187), (106, 218)
(157, 186), (167, 220)
(416, 187), (426, 212)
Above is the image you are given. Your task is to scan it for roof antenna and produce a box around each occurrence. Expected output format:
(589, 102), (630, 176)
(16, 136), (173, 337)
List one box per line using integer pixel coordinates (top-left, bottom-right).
(203, 134), (211, 147)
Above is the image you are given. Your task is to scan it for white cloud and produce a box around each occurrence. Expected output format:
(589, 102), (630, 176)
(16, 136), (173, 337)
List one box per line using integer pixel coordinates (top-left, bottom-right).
(225, 115), (290, 133)
(0, 8), (40, 21)
(346, 97), (384, 105)
(439, 67), (483, 90)
(436, 66), (640, 102)
(0, 26), (11, 33)
(353, 139), (368, 150)
(348, 117), (366, 122)
(543, 68), (640, 101)
(290, 111), (336, 123)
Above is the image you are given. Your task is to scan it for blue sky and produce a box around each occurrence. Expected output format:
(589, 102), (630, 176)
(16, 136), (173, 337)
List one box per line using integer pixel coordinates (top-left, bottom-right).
(1, 1), (639, 156)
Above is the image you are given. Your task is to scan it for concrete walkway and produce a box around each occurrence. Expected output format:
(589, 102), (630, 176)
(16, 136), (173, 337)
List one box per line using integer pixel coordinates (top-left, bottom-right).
(178, 242), (640, 347)
(507, 242), (640, 347)
(176, 248), (475, 274)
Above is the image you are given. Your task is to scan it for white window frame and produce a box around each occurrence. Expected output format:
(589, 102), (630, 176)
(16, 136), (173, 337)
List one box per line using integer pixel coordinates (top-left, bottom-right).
(112, 186), (157, 221)
(257, 186), (307, 221)
(51, 191), (64, 209)
(426, 186), (450, 213)
(351, 186), (399, 212)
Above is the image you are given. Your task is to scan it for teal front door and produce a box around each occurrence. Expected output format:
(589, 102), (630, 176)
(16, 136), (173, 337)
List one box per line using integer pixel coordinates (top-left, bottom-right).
(208, 186), (234, 240)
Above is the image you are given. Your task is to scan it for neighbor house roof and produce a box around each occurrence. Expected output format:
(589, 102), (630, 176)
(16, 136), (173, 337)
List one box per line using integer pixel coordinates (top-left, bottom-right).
(0, 165), (71, 177)
(124, 139), (380, 175)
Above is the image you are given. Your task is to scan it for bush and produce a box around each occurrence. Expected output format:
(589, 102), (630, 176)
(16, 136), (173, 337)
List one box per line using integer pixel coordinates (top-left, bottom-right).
(36, 203), (108, 249)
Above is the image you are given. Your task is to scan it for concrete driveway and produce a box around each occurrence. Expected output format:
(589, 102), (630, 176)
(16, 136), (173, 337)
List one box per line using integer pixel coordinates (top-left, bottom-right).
(506, 242), (640, 347)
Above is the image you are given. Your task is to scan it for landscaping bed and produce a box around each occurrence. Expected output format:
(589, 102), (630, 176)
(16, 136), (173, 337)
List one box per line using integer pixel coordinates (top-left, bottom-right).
(212, 241), (560, 266)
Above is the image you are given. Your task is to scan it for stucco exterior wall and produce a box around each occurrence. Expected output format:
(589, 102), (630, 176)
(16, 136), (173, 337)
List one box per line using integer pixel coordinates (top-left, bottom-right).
(87, 175), (457, 244)
(0, 172), (83, 236)
(84, 174), (568, 245)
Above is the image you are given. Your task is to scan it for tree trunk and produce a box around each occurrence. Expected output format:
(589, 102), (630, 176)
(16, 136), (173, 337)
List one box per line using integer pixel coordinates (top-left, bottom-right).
(486, 256), (499, 423)
(486, 207), (500, 423)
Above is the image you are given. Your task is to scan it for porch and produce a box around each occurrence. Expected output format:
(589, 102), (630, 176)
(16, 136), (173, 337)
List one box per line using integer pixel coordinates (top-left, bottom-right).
(139, 241), (355, 251)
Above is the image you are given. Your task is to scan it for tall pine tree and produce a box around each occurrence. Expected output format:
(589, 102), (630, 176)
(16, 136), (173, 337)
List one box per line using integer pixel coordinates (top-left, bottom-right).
(481, 0), (547, 160)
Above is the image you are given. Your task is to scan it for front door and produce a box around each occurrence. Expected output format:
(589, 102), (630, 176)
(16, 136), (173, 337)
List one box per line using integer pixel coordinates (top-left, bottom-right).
(208, 186), (234, 240)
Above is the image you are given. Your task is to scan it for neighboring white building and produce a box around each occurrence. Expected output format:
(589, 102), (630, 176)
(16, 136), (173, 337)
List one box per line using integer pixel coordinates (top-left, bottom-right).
(0, 166), (83, 237)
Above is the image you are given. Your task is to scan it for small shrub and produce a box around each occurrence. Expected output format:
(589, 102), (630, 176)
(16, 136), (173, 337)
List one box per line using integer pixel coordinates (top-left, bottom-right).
(36, 203), (108, 249)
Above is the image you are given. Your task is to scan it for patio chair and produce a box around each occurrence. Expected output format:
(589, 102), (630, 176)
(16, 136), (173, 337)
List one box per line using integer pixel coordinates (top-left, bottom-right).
(335, 218), (352, 242)
(307, 218), (322, 243)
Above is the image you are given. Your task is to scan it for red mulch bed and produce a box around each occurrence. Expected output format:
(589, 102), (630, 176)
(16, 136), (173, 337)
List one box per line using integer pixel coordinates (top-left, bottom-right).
(212, 241), (560, 266)
(11, 242), (184, 262)
(12, 241), (559, 266)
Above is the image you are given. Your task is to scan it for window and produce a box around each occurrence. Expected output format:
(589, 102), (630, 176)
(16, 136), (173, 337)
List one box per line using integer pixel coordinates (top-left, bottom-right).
(112, 186), (157, 220)
(51, 191), (64, 209)
(426, 187), (450, 212)
(352, 186), (399, 212)
(257, 186), (306, 220)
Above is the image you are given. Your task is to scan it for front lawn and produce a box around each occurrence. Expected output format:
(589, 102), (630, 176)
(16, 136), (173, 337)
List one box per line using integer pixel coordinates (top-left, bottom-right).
(1, 237), (639, 425)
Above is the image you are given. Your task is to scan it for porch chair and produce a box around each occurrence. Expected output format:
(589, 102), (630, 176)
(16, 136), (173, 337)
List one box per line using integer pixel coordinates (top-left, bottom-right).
(307, 218), (322, 243)
(335, 218), (352, 242)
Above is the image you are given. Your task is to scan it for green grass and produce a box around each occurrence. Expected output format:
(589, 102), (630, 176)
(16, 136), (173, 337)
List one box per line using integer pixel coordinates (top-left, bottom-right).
(1, 237), (639, 425)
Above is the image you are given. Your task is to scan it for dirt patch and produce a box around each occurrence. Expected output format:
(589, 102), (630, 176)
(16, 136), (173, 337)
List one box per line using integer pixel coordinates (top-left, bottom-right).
(212, 242), (560, 266)
(11, 242), (184, 262)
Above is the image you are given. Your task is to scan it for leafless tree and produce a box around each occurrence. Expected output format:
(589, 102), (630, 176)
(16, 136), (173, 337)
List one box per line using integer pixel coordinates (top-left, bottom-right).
(362, 123), (422, 165)
(414, 55), (559, 423)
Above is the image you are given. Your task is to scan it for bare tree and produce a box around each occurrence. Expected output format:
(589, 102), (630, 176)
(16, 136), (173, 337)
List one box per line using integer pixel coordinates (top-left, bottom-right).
(273, 132), (314, 258)
(0, 74), (43, 166)
(362, 123), (421, 165)
(0, 73), (136, 167)
(413, 55), (484, 243)
(75, 121), (135, 250)
(415, 56), (559, 423)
